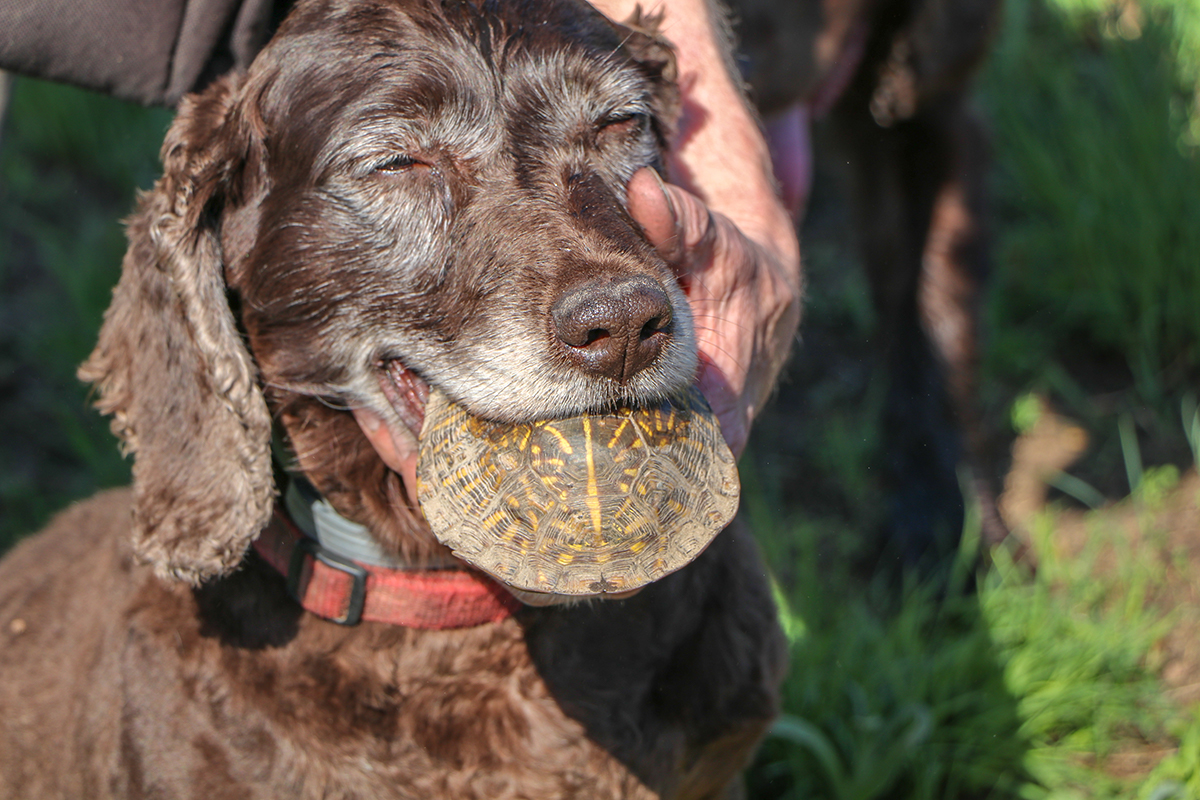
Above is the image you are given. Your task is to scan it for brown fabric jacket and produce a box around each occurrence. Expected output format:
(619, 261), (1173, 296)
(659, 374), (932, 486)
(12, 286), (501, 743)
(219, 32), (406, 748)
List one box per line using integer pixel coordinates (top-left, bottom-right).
(0, 0), (288, 105)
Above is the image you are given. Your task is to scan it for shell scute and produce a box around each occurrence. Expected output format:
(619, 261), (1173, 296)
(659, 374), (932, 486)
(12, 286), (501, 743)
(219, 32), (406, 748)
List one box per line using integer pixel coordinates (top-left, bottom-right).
(416, 386), (740, 596)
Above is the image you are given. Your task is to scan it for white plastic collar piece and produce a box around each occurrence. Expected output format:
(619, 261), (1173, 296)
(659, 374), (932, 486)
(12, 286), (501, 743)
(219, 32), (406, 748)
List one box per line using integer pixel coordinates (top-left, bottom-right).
(283, 479), (406, 568)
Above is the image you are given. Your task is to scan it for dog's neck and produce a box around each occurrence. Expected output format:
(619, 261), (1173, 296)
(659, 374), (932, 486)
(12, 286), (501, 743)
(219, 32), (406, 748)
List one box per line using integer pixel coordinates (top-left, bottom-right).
(259, 436), (522, 627)
(282, 476), (458, 569)
(272, 431), (459, 570)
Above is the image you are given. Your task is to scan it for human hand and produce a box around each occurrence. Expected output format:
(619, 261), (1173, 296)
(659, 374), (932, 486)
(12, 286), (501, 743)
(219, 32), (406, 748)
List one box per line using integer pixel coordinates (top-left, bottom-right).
(626, 169), (799, 456)
(589, 0), (803, 455)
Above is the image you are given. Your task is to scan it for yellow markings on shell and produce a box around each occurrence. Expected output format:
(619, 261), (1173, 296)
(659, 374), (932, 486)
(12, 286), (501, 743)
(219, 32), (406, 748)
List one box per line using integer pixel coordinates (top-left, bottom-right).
(541, 424), (574, 455)
(453, 471), (488, 498)
(607, 418), (630, 448)
(556, 553), (575, 565)
(517, 427), (532, 451)
(427, 412), (463, 436)
(582, 416), (602, 535)
(630, 541), (646, 554)
(482, 509), (506, 530)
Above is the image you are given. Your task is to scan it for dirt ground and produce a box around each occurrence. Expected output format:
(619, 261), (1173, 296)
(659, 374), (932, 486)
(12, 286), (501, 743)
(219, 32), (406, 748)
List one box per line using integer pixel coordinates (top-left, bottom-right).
(1001, 403), (1200, 710)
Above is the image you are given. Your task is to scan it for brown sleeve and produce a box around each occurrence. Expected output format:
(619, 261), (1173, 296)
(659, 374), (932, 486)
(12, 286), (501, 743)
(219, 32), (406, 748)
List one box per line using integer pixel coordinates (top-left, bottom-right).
(0, 0), (287, 106)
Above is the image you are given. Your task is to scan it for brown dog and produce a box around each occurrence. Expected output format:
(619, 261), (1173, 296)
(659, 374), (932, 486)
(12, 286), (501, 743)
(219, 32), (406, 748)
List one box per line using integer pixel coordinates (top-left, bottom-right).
(0, 0), (785, 796)
(734, 0), (1006, 568)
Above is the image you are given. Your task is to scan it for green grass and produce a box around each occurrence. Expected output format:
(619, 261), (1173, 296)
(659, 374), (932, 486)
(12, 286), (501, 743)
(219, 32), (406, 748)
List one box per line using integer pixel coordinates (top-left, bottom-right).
(747, 471), (1197, 800)
(747, 485), (1028, 800)
(988, 519), (1176, 798)
(982, 0), (1200, 402)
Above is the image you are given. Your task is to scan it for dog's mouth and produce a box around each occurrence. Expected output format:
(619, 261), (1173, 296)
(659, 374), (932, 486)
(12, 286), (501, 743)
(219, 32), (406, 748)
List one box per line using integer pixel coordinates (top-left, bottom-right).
(378, 359), (430, 437)
(371, 358), (738, 602)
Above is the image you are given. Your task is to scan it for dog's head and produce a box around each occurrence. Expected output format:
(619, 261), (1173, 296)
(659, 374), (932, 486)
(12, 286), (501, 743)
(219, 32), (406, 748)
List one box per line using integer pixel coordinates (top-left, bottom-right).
(82, 0), (690, 584)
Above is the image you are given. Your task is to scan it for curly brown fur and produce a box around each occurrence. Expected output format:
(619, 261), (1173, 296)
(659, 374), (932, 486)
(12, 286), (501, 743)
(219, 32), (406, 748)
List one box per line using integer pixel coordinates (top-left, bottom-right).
(1, 492), (783, 799)
(1, 0), (785, 796)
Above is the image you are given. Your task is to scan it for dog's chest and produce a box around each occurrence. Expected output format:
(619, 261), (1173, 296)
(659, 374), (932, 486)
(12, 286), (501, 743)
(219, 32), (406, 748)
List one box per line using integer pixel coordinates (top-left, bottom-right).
(113, 577), (689, 799)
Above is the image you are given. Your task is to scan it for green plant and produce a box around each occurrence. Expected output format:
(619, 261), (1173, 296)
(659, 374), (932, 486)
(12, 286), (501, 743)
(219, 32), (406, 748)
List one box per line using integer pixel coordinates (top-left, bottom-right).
(982, 0), (1200, 398)
(0, 79), (168, 549)
(983, 511), (1180, 799)
(1141, 710), (1200, 800)
(746, 470), (1028, 800)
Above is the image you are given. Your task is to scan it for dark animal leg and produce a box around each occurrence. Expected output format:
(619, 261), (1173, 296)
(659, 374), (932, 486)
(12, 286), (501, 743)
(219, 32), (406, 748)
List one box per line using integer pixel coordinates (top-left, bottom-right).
(833, 82), (1002, 576)
(919, 101), (1008, 553)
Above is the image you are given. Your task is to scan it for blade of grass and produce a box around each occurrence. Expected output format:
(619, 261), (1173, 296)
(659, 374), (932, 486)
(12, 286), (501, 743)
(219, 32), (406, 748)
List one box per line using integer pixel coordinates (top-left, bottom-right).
(1118, 413), (1144, 495)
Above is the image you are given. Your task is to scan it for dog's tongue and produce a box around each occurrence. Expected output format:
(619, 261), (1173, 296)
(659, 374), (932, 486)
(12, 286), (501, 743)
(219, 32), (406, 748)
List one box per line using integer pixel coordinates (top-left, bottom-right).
(351, 361), (430, 508)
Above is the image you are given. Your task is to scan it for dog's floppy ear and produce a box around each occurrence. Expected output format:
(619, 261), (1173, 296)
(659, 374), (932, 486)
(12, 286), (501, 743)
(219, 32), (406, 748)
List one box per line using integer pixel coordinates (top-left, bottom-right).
(79, 74), (274, 585)
(613, 8), (681, 145)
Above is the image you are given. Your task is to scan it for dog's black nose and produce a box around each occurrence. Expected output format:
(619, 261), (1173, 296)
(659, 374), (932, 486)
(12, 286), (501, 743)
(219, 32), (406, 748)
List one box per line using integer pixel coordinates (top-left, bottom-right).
(551, 277), (673, 383)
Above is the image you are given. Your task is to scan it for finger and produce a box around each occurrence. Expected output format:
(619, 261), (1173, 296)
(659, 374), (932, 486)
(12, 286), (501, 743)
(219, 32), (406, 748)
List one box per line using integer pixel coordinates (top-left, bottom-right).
(626, 168), (679, 259)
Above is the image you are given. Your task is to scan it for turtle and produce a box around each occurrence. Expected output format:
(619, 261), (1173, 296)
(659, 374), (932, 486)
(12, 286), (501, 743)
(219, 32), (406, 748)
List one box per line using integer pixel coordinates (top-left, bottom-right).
(416, 385), (740, 596)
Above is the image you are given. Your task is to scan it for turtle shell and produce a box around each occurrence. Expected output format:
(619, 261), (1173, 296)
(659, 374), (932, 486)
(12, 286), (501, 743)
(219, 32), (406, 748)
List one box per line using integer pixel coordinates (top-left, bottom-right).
(416, 386), (739, 596)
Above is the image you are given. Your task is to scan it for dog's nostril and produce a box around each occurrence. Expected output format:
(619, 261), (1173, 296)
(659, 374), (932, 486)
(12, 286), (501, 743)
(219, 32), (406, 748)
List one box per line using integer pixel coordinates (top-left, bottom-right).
(640, 316), (668, 341)
(551, 277), (673, 384)
(585, 328), (610, 346)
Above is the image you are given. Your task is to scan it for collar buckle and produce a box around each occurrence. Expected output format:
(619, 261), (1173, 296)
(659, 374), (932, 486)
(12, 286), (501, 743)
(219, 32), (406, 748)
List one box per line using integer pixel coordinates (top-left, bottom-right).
(288, 537), (368, 626)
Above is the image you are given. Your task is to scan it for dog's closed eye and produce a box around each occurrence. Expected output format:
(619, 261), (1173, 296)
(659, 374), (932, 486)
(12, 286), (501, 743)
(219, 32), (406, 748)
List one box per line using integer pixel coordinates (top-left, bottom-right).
(373, 154), (420, 173)
(598, 111), (647, 137)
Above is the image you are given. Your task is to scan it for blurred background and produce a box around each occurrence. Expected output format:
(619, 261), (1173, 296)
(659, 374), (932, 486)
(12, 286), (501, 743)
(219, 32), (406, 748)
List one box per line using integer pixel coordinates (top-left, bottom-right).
(1, 0), (1198, 796)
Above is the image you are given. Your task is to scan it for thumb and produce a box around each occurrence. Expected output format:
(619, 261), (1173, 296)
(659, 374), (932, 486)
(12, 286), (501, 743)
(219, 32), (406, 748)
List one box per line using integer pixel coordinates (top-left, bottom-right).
(626, 168), (715, 267)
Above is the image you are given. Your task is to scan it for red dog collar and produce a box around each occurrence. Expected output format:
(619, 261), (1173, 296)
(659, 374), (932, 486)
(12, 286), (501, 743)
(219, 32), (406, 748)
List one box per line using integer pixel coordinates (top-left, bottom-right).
(253, 508), (522, 628)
